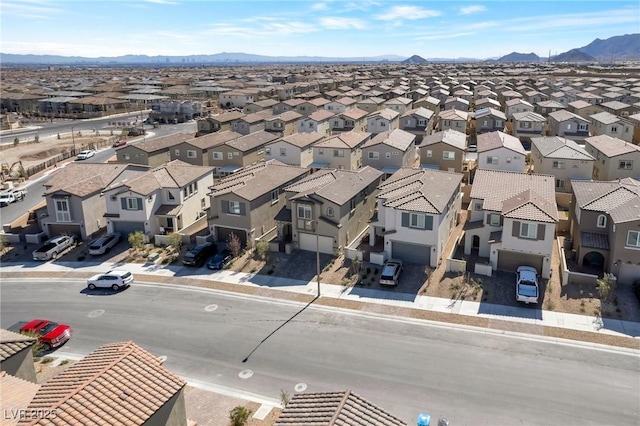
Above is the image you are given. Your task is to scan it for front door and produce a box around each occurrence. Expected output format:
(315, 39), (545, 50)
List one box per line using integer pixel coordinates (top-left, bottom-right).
(166, 218), (174, 232)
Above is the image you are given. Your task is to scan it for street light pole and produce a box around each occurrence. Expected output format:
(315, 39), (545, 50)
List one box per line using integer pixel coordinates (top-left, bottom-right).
(316, 219), (321, 297)
(70, 126), (76, 154)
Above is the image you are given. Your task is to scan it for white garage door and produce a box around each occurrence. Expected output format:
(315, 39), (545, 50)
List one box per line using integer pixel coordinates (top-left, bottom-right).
(299, 233), (334, 254)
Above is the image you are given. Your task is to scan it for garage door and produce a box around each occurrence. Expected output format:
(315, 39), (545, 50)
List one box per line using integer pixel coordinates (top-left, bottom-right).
(497, 250), (543, 274)
(391, 241), (430, 265)
(47, 224), (82, 239)
(617, 263), (640, 285)
(112, 221), (145, 237)
(299, 233), (334, 254)
(216, 227), (247, 247)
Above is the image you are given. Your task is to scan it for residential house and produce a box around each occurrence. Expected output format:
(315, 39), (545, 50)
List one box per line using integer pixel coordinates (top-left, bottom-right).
(311, 131), (371, 170)
(505, 99), (534, 120)
(243, 98), (279, 115)
(356, 96), (386, 113)
(209, 130), (280, 176)
(265, 132), (324, 167)
(219, 88), (260, 108)
(413, 96), (441, 114)
(330, 107), (369, 133)
(264, 110), (303, 137)
(475, 97), (502, 111)
(116, 133), (193, 167)
(361, 129), (416, 174)
(512, 111), (546, 140)
(567, 100), (602, 120)
(284, 167), (383, 254)
(39, 163), (149, 240)
(324, 97), (357, 114)
(0, 329), (37, 383)
(443, 97), (470, 112)
(273, 98), (305, 115)
(525, 90), (548, 105)
(630, 112), (640, 145)
(366, 108), (400, 134)
(570, 178), (640, 284)
(383, 96), (414, 114)
(474, 107), (506, 134)
(464, 170), (558, 278)
(297, 109), (335, 134)
(208, 160), (309, 248)
(585, 135), (640, 181)
(369, 168), (462, 266)
(589, 111), (634, 142)
(399, 107), (435, 143)
(294, 97), (330, 115)
(477, 131), (526, 173)
(547, 110), (590, 142)
(437, 109), (468, 133)
(535, 100), (566, 117)
(170, 131), (242, 166)
(601, 100), (637, 117)
(21, 341), (188, 426)
(530, 136), (595, 192)
(550, 91), (572, 106)
(231, 110), (272, 135)
(103, 160), (214, 237)
(418, 129), (467, 173)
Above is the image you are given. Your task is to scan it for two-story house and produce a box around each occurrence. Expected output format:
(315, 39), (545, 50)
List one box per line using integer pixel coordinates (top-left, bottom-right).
(283, 167), (383, 254)
(585, 134), (640, 181)
(330, 108), (369, 133)
(570, 178), (640, 284)
(437, 109), (468, 133)
(418, 129), (467, 173)
(294, 97), (331, 116)
(530, 136), (595, 192)
(369, 168), (463, 266)
(196, 111), (244, 135)
(366, 108), (400, 134)
(474, 107), (507, 134)
(103, 160), (214, 238)
(547, 110), (590, 142)
(297, 109), (335, 134)
(209, 130), (280, 176)
(243, 98), (279, 115)
(264, 110), (302, 137)
(208, 160), (309, 248)
(443, 97), (470, 112)
(324, 97), (357, 114)
(383, 97), (414, 114)
(170, 131), (242, 166)
(535, 100), (566, 117)
(477, 131), (526, 172)
(116, 133), (193, 167)
(589, 111), (634, 143)
(399, 107), (435, 143)
(464, 170), (558, 278)
(39, 163), (149, 240)
(310, 131), (371, 170)
(505, 98), (535, 120)
(361, 129), (416, 175)
(356, 97), (386, 114)
(231, 110), (272, 135)
(264, 132), (325, 167)
(413, 96), (441, 114)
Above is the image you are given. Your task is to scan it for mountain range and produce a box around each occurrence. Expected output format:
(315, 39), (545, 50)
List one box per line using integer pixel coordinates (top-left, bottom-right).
(1, 34), (638, 65)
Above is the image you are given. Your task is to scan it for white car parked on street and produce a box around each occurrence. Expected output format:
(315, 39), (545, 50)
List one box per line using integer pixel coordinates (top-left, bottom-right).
(76, 149), (96, 160)
(86, 270), (133, 291)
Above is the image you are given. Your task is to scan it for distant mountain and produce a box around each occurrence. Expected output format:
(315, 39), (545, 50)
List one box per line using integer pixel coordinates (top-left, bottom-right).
(552, 48), (596, 63)
(578, 33), (640, 61)
(402, 55), (428, 64)
(498, 52), (540, 62)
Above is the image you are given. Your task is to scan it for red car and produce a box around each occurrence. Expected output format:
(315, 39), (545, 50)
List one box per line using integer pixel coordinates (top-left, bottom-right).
(112, 139), (127, 148)
(20, 319), (72, 351)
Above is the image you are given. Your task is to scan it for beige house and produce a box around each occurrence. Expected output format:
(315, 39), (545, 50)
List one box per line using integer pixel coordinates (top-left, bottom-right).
(512, 111), (546, 139)
(330, 107), (369, 133)
(383, 96), (414, 114)
(412, 96), (441, 114)
(208, 160), (309, 248)
(264, 110), (303, 136)
(530, 136), (595, 192)
(231, 110), (272, 135)
(547, 110), (590, 142)
(437, 109), (468, 132)
(243, 98), (279, 115)
(208, 130), (279, 176)
(196, 111), (244, 135)
(361, 129), (416, 174)
(356, 96), (386, 113)
(170, 131), (242, 166)
(311, 131), (371, 170)
(589, 111), (634, 143)
(477, 131), (526, 173)
(284, 167), (383, 254)
(297, 109), (335, 134)
(116, 133), (193, 167)
(366, 108), (400, 134)
(418, 129), (467, 173)
(265, 132), (325, 167)
(474, 107), (507, 134)
(585, 135), (640, 181)
(399, 107), (435, 143)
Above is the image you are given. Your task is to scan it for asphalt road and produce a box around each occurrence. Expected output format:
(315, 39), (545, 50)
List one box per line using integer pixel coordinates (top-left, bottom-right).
(1, 278), (638, 425)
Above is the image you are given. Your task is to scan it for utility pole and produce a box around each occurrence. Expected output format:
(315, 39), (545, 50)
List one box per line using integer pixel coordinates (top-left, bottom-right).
(315, 218), (321, 297)
(70, 126), (76, 154)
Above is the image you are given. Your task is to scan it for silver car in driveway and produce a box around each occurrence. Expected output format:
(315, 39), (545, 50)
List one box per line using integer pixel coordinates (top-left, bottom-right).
(380, 259), (404, 286)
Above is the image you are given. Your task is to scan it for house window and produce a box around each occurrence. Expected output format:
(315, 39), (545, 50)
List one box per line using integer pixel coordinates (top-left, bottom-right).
(506, 157), (512, 163)
(578, 124), (588, 131)
(201, 198), (206, 210)
(368, 151), (379, 160)
(487, 156), (499, 164)
(174, 149), (180, 156)
(418, 119), (426, 126)
(489, 213), (500, 226)
(520, 222), (538, 239)
(326, 207), (334, 217)
(555, 179), (565, 189)
(482, 120), (488, 126)
(271, 189), (279, 204)
(126, 197), (139, 210)
(386, 152), (391, 159)
(495, 120), (503, 127)
(619, 160), (633, 170)
(274, 122), (283, 128)
(597, 214), (607, 228)
(444, 120), (450, 126)
(350, 198), (357, 211)
(627, 230), (640, 248)
(443, 151), (455, 160)
(380, 122), (386, 127)
(167, 191), (175, 200)
(333, 149), (344, 157)
(318, 148), (324, 155)
(229, 201), (241, 215)
(521, 122), (530, 128)
(265, 147), (271, 155)
(410, 213), (425, 229)
(611, 126), (618, 133)
(123, 153), (131, 160)
(187, 150), (197, 158)
(227, 152), (233, 159)
(55, 200), (71, 222)
(426, 150), (433, 158)
(212, 152), (223, 160)
(298, 205), (312, 220)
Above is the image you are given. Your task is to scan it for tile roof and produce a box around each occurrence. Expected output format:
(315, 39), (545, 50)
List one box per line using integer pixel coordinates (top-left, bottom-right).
(438, 109), (468, 121)
(238, 110), (273, 124)
(18, 341), (185, 426)
(212, 160), (308, 201)
(419, 129), (466, 150)
(401, 107), (434, 120)
(512, 111), (546, 122)
(549, 109), (590, 123)
(362, 129), (415, 151)
(474, 107), (507, 120)
(477, 131), (525, 155)
(340, 108), (369, 120)
(573, 178), (640, 223)
(226, 130), (280, 152)
(127, 132), (193, 153)
(369, 108), (400, 121)
(277, 132), (325, 149)
(286, 166), (382, 205)
(187, 130), (242, 150)
(275, 390), (406, 426)
(0, 372), (40, 425)
(0, 329), (36, 362)
(112, 160), (213, 196)
(43, 163), (145, 198)
(377, 168), (463, 214)
(585, 134), (640, 157)
(471, 170), (558, 222)
(590, 111), (621, 125)
(305, 109), (336, 122)
(531, 136), (594, 160)
(316, 131), (371, 149)
(267, 110), (303, 122)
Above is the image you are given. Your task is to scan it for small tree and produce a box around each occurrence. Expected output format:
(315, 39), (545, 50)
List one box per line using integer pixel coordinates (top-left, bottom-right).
(227, 232), (241, 258)
(229, 406), (251, 426)
(351, 255), (362, 277)
(128, 231), (145, 252)
(17, 164), (26, 178)
(597, 272), (617, 302)
(280, 389), (290, 407)
(165, 232), (182, 250)
(13, 137), (19, 145)
(254, 240), (270, 262)
(57, 133), (61, 140)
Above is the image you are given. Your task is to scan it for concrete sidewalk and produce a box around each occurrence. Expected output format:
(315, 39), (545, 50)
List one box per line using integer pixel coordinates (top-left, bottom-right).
(3, 259), (640, 339)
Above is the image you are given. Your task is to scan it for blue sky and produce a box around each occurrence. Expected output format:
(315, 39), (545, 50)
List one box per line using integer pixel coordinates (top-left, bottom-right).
(1, 1), (638, 59)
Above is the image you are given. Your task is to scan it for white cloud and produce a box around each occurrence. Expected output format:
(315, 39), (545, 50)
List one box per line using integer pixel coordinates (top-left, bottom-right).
(459, 5), (486, 15)
(374, 5), (440, 21)
(142, 0), (179, 5)
(311, 2), (328, 10)
(319, 17), (366, 30)
(415, 32), (475, 41)
(1, 2), (60, 19)
(263, 21), (319, 35)
(343, 1), (381, 12)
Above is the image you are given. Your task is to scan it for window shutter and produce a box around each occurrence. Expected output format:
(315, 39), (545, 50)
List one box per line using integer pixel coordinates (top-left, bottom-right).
(401, 212), (409, 227)
(486, 213), (491, 225)
(512, 221), (520, 237)
(121, 198), (127, 209)
(537, 224), (545, 240)
(221, 200), (229, 213)
(137, 198), (143, 210)
(424, 215), (433, 230)
(239, 202), (246, 216)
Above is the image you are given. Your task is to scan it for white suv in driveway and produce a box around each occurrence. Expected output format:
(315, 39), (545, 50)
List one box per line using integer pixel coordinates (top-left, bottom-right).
(88, 233), (121, 255)
(86, 270), (133, 291)
(516, 266), (539, 304)
(380, 259), (403, 286)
